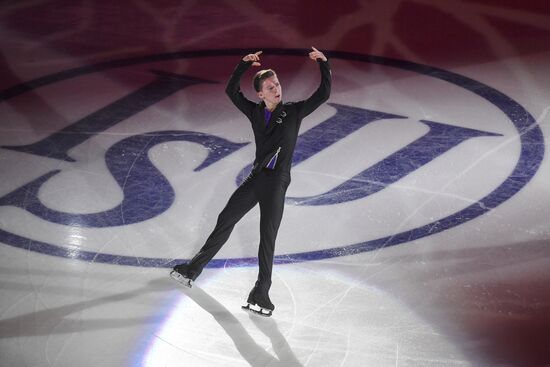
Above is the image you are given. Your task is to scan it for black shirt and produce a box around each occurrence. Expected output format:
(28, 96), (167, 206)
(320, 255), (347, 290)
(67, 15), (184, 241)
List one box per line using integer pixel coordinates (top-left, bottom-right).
(225, 59), (332, 177)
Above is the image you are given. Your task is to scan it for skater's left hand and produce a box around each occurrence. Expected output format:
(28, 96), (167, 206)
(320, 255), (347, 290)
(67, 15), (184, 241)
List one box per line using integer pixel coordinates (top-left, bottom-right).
(309, 46), (327, 62)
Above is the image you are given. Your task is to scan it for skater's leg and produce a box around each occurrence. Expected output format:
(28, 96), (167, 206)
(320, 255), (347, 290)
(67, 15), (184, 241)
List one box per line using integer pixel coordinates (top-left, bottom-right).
(255, 177), (289, 296)
(243, 178), (287, 313)
(187, 177), (259, 275)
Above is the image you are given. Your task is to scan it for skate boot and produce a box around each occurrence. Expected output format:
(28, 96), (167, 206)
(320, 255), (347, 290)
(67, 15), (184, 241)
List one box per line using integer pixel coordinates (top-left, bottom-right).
(242, 282), (274, 317)
(170, 263), (199, 288)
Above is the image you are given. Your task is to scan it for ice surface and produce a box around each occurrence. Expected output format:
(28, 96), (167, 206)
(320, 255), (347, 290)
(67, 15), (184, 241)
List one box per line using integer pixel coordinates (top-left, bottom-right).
(1, 1), (550, 366)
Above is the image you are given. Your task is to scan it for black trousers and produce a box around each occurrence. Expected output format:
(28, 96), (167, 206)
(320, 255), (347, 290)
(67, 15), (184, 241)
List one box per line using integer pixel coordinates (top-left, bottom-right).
(187, 169), (290, 292)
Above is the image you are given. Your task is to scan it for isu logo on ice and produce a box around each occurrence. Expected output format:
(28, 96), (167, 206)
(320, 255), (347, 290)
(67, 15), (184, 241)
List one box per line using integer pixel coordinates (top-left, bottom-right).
(0, 49), (544, 267)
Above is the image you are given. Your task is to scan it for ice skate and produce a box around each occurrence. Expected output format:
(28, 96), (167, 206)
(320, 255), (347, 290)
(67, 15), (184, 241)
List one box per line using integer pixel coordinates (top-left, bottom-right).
(170, 264), (196, 288)
(242, 282), (274, 317)
(241, 303), (273, 317)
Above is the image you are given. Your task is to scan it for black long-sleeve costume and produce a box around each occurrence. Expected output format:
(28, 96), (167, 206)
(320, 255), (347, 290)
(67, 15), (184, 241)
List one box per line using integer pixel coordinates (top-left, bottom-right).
(185, 58), (331, 309)
(226, 59), (331, 176)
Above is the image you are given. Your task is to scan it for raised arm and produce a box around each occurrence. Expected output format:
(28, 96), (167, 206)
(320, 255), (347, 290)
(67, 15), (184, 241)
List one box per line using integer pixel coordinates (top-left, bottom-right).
(298, 47), (332, 118)
(225, 51), (262, 119)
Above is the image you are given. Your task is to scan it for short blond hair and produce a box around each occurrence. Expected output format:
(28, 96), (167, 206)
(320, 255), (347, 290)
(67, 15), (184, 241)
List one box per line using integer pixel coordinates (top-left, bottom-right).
(253, 69), (276, 92)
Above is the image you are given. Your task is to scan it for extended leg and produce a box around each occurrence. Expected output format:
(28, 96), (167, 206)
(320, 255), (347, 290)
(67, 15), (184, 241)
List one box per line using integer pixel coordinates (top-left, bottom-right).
(181, 177), (259, 279)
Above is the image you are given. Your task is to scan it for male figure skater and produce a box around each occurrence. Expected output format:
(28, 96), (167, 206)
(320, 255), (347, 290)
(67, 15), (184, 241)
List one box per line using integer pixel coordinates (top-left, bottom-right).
(171, 47), (331, 317)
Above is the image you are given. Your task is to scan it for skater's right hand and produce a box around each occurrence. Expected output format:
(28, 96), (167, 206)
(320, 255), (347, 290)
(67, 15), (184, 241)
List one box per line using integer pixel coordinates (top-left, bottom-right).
(243, 51), (262, 67)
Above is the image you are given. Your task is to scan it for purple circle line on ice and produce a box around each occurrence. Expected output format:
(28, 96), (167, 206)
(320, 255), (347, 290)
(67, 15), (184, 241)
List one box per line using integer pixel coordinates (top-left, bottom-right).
(0, 48), (544, 267)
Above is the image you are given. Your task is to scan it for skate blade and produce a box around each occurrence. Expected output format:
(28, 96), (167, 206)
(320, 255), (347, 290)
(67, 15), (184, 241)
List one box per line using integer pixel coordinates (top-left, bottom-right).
(170, 270), (193, 288)
(241, 303), (272, 317)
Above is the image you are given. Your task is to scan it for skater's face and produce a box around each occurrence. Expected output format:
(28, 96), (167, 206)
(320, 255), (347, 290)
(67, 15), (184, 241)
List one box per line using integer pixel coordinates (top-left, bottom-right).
(258, 75), (282, 109)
